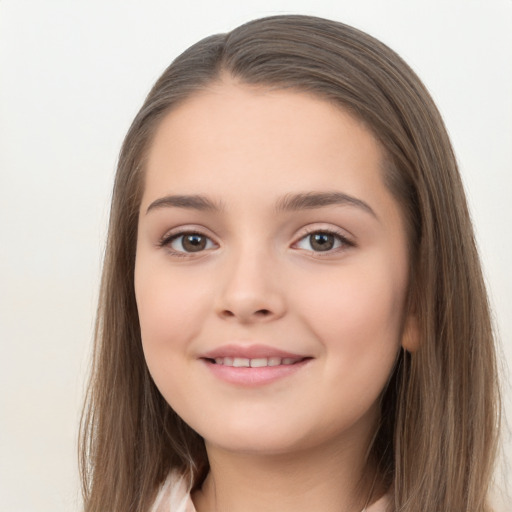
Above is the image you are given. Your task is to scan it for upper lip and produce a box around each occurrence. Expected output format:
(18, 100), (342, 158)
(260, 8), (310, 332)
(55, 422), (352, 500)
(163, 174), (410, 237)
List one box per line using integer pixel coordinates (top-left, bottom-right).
(201, 344), (309, 360)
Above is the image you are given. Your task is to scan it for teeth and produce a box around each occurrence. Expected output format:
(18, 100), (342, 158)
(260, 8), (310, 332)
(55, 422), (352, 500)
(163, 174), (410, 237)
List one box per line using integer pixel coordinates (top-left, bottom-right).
(250, 358), (267, 368)
(212, 357), (301, 367)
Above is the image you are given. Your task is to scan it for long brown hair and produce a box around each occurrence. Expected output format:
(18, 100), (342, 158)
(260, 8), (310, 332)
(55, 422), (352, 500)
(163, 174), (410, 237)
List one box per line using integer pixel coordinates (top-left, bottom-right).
(80, 15), (501, 512)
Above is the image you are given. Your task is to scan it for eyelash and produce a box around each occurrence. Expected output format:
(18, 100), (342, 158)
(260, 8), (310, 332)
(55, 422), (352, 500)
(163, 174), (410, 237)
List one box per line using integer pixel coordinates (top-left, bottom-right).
(158, 230), (217, 258)
(158, 227), (355, 257)
(293, 228), (355, 255)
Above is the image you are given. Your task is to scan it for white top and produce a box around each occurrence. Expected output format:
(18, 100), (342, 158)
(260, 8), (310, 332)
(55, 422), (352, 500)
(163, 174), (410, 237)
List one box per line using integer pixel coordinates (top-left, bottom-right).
(150, 471), (391, 512)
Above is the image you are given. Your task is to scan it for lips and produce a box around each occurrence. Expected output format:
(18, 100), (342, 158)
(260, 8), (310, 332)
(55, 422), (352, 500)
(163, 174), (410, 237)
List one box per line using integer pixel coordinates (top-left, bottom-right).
(212, 356), (302, 367)
(201, 343), (307, 361)
(200, 344), (312, 386)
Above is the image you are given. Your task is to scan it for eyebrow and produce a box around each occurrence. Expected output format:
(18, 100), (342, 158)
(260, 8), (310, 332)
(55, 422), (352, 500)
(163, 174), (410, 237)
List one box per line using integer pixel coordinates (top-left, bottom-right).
(145, 191), (377, 218)
(146, 194), (224, 214)
(275, 191), (377, 218)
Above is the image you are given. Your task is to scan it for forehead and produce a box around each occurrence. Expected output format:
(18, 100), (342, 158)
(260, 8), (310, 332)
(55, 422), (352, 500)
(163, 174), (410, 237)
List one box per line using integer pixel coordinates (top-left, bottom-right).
(141, 80), (395, 220)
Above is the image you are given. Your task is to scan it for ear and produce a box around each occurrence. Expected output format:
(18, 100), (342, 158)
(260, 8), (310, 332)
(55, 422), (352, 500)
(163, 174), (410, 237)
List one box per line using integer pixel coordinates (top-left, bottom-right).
(401, 314), (420, 353)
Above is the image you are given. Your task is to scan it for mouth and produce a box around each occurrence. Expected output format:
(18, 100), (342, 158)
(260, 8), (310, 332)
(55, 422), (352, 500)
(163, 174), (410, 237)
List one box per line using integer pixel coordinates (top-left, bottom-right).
(206, 356), (308, 367)
(200, 345), (312, 386)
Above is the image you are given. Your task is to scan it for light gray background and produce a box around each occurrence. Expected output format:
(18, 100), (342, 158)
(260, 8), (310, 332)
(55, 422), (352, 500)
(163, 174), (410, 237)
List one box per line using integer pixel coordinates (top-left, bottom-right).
(1, 1), (510, 511)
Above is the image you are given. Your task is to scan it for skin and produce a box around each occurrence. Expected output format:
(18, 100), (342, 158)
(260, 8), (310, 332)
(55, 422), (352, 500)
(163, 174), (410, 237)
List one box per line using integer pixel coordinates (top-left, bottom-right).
(135, 79), (417, 512)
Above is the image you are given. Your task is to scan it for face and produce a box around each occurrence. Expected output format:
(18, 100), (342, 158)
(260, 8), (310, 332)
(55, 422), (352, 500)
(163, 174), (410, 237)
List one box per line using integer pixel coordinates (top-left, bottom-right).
(135, 80), (414, 456)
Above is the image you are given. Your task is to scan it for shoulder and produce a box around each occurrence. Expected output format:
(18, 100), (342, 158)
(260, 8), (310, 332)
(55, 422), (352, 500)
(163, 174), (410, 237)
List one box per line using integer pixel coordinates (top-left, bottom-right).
(149, 470), (196, 512)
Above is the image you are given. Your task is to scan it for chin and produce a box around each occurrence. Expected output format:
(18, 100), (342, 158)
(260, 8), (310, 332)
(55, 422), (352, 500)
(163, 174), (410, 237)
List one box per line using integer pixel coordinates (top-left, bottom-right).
(206, 434), (304, 456)
(200, 419), (334, 457)
(193, 418), (302, 455)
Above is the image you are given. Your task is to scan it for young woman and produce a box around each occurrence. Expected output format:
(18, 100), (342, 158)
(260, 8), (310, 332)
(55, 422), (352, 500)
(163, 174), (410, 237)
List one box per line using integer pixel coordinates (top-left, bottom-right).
(80, 15), (501, 512)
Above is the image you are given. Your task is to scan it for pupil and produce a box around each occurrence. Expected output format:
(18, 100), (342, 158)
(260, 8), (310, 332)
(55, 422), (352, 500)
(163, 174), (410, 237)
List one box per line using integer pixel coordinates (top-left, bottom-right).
(311, 233), (334, 251)
(183, 234), (206, 252)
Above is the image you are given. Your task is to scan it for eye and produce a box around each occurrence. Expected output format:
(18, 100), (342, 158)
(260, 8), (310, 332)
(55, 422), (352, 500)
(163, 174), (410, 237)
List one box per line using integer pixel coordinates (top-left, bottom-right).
(294, 230), (352, 253)
(163, 232), (217, 254)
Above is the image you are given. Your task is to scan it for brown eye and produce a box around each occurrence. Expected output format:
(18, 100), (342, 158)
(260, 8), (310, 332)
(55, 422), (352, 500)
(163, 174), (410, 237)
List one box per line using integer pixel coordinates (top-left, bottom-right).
(294, 230), (351, 253)
(182, 234), (206, 252)
(168, 233), (215, 253)
(309, 233), (335, 251)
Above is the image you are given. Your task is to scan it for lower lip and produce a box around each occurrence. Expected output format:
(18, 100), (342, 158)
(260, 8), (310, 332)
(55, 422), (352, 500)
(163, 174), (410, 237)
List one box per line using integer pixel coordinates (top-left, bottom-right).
(202, 358), (311, 386)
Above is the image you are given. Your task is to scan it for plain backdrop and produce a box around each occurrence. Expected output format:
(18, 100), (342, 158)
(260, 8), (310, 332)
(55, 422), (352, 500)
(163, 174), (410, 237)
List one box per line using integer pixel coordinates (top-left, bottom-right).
(0, 1), (511, 511)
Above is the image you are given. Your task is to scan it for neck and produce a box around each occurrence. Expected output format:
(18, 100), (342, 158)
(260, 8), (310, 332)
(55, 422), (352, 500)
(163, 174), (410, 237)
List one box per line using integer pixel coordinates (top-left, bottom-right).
(192, 438), (382, 512)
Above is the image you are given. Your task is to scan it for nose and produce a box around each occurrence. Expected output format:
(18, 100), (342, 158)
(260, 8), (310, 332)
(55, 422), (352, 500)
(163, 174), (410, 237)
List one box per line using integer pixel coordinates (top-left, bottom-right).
(215, 249), (286, 324)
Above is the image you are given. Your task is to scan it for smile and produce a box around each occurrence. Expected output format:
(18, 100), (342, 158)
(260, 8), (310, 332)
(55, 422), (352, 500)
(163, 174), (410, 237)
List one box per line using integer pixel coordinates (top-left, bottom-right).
(200, 345), (312, 386)
(212, 356), (303, 367)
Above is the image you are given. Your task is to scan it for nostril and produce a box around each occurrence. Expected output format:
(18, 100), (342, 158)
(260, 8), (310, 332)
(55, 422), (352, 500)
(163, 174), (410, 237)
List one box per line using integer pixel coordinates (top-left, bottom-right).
(218, 307), (276, 321)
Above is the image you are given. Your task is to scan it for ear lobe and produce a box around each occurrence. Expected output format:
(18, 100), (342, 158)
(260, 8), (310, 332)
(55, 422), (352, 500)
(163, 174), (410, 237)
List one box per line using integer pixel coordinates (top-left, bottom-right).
(401, 315), (420, 353)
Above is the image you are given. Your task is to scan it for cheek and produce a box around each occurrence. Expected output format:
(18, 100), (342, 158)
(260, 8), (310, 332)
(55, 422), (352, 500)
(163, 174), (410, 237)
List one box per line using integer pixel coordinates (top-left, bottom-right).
(294, 255), (406, 365)
(327, 279), (401, 341)
(134, 261), (214, 410)
(134, 258), (211, 362)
